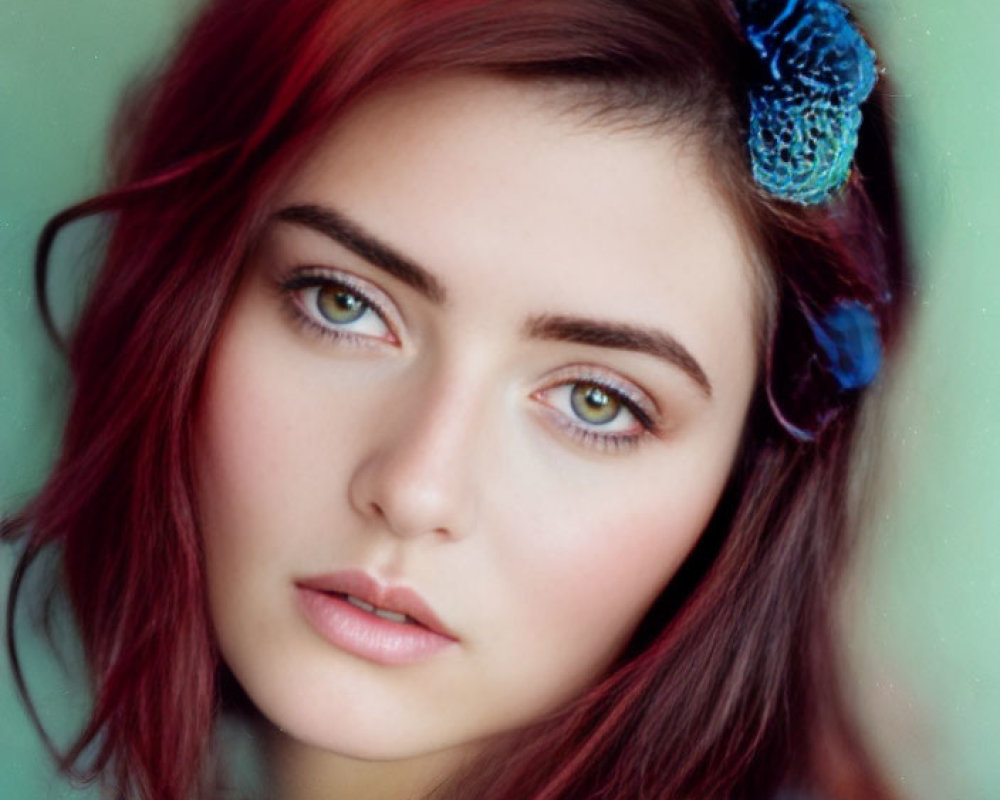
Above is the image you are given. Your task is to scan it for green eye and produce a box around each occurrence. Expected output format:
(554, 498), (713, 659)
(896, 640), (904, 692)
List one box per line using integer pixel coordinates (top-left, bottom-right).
(570, 383), (621, 426)
(317, 286), (368, 324)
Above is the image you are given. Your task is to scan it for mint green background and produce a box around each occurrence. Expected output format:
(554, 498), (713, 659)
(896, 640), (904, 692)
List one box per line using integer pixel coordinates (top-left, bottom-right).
(1, 2), (997, 798)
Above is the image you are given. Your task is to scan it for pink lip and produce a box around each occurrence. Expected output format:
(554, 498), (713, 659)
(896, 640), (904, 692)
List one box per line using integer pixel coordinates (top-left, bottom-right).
(294, 570), (458, 666)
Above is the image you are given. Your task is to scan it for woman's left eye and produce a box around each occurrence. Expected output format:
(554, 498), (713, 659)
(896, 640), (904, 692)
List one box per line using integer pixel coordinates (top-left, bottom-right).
(279, 268), (398, 344)
(533, 371), (659, 451)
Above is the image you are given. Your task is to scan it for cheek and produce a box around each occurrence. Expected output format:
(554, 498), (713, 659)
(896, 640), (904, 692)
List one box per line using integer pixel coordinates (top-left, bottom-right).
(194, 322), (334, 611)
(538, 491), (713, 630)
(196, 310), (347, 543)
(476, 453), (730, 709)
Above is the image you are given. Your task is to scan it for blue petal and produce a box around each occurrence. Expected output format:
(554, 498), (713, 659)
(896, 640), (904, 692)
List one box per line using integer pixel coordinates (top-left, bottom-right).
(807, 300), (882, 390)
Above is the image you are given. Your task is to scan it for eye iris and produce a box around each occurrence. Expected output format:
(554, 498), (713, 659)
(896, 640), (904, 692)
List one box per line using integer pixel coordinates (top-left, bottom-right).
(317, 286), (367, 324)
(570, 383), (620, 425)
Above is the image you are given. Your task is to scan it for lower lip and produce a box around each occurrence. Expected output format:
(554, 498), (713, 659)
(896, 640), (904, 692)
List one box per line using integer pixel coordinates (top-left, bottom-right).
(295, 587), (457, 666)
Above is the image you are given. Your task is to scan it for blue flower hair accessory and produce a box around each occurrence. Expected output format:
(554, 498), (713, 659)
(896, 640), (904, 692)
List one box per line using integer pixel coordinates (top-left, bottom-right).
(804, 299), (881, 391)
(738, 0), (878, 204)
(765, 298), (882, 442)
(766, 298), (883, 442)
(734, 1), (885, 441)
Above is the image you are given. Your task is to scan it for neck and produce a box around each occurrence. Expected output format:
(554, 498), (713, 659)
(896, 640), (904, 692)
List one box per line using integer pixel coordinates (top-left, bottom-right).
(268, 729), (478, 800)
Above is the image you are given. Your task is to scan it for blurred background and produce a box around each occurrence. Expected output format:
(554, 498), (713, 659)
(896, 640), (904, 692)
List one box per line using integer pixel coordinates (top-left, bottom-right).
(1, 0), (997, 797)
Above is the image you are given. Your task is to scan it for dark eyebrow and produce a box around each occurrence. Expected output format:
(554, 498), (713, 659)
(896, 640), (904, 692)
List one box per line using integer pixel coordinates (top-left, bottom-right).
(525, 314), (712, 397)
(273, 203), (447, 304)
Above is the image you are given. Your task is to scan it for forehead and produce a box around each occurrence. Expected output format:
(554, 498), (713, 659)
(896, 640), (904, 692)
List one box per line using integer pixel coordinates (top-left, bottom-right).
(277, 73), (759, 403)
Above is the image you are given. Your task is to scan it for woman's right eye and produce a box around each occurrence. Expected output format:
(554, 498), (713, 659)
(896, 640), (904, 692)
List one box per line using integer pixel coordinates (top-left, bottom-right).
(279, 268), (399, 345)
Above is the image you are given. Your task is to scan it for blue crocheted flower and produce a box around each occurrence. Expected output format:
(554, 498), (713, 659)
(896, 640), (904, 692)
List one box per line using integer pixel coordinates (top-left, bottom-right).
(741, 0), (878, 204)
(806, 299), (881, 390)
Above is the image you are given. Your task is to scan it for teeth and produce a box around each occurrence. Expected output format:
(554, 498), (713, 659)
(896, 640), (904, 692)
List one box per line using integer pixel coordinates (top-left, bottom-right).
(346, 595), (375, 613)
(374, 608), (408, 624)
(345, 594), (411, 624)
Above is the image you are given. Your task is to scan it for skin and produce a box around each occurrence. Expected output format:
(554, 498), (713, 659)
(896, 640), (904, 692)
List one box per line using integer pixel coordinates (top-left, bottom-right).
(195, 74), (759, 800)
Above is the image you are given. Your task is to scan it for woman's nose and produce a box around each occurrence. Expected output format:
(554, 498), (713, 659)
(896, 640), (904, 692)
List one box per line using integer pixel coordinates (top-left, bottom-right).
(346, 376), (481, 542)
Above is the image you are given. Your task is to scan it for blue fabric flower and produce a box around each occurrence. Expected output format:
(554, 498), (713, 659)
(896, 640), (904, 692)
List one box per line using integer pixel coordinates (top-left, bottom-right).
(741, 0), (878, 204)
(806, 299), (881, 390)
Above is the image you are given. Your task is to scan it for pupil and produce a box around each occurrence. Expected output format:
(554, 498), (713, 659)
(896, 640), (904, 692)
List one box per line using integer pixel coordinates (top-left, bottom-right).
(334, 293), (358, 311)
(585, 387), (608, 409)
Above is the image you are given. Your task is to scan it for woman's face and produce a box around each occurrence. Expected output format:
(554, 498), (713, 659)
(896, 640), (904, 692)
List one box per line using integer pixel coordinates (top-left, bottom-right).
(196, 75), (758, 763)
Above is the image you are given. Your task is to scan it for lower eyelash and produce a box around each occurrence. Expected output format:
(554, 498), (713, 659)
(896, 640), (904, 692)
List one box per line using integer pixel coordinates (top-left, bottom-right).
(281, 298), (389, 350)
(540, 402), (649, 454)
(574, 427), (646, 454)
(280, 295), (344, 340)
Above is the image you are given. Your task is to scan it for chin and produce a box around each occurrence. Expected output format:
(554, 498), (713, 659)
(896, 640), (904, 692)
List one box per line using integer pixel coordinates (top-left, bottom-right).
(226, 658), (473, 763)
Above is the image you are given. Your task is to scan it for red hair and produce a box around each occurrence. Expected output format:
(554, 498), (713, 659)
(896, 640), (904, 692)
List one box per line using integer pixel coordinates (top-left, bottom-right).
(4, 1), (911, 799)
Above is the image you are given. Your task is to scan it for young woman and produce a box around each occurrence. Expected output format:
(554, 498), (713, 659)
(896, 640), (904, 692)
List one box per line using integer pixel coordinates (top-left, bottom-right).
(4, 1), (912, 799)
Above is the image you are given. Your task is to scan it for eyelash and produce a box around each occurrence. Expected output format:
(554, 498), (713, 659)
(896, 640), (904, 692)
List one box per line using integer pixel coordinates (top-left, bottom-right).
(276, 267), (660, 453)
(277, 266), (399, 347)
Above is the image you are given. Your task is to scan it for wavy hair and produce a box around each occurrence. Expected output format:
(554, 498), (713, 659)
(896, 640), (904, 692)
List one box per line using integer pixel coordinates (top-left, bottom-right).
(4, 1), (911, 799)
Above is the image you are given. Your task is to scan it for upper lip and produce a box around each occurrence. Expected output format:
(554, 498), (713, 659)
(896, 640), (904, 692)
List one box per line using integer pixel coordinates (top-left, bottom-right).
(295, 569), (457, 640)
